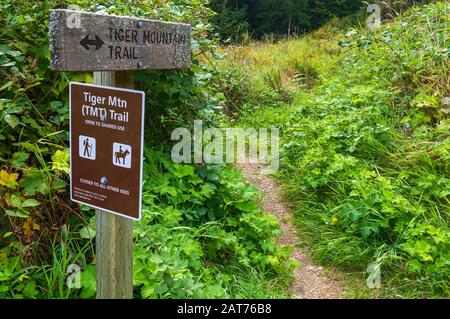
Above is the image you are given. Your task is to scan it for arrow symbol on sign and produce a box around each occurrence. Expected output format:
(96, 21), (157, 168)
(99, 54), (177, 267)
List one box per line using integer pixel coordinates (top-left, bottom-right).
(80, 35), (104, 50)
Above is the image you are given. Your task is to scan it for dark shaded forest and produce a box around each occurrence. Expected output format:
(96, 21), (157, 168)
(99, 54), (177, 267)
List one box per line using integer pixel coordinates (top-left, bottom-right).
(209, 0), (433, 41)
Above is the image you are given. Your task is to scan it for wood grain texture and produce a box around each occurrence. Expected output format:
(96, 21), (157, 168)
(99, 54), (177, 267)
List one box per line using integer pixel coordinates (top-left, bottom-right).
(49, 10), (191, 71)
(95, 71), (133, 299)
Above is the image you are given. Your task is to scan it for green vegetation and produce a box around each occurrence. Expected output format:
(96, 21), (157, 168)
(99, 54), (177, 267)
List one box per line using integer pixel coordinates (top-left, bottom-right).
(132, 148), (293, 298)
(1, 147), (294, 298)
(221, 2), (449, 298)
(1, 0), (448, 300)
(0, 0), (293, 298)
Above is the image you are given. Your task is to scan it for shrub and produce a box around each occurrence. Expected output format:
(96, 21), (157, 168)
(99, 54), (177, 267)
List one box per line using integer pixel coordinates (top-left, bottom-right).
(278, 3), (449, 297)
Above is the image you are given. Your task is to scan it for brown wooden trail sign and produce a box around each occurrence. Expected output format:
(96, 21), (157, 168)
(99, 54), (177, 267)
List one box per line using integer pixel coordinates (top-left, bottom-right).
(49, 9), (192, 299)
(49, 9), (191, 71)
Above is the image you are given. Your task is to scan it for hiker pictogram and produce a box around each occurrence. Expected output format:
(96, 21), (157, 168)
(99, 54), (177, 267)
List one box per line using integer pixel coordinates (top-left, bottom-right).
(113, 143), (132, 168)
(79, 135), (96, 160)
(83, 138), (92, 157)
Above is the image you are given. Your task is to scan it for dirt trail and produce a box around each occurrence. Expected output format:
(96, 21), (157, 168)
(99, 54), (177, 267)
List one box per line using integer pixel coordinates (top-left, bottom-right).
(236, 163), (343, 299)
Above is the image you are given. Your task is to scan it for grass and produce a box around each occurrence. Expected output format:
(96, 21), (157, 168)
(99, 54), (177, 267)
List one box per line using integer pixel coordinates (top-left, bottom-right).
(39, 225), (94, 299)
(211, 24), (345, 116)
(216, 2), (449, 298)
(221, 264), (292, 299)
(218, 26), (342, 88)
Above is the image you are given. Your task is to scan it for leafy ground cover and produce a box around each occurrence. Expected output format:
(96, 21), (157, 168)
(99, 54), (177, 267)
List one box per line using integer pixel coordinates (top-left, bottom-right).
(1, 0), (448, 300)
(0, 0), (293, 298)
(221, 2), (449, 298)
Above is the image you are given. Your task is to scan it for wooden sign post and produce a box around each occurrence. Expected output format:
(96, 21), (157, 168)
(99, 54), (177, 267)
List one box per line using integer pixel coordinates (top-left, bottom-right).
(49, 9), (191, 299)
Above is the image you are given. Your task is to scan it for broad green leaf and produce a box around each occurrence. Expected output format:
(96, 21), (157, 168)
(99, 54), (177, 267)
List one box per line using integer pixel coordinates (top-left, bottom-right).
(80, 265), (96, 298)
(22, 281), (38, 298)
(52, 178), (66, 190)
(141, 284), (156, 299)
(155, 283), (169, 294)
(21, 170), (49, 196)
(149, 254), (164, 264)
(51, 149), (70, 174)
(5, 209), (29, 218)
(21, 199), (41, 207)
(10, 194), (22, 208)
(3, 113), (19, 128)
(80, 226), (96, 239)
(0, 81), (12, 91)
(10, 152), (29, 167)
(6, 50), (22, 57)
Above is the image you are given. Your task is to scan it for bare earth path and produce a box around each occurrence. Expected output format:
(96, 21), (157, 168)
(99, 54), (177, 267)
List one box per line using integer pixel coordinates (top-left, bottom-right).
(236, 163), (343, 299)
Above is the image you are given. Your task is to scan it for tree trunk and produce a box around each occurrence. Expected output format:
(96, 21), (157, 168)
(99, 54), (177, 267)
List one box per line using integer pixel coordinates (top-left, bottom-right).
(287, 1), (292, 40)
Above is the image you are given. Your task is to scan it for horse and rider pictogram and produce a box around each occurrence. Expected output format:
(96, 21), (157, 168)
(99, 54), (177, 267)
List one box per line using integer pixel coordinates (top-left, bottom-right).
(114, 145), (130, 165)
(113, 143), (132, 168)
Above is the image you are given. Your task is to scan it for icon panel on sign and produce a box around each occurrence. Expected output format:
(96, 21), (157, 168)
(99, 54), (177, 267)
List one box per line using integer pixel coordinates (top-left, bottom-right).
(79, 135), (96, 160)
(113, 143), (132, 169)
